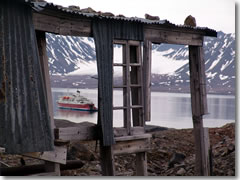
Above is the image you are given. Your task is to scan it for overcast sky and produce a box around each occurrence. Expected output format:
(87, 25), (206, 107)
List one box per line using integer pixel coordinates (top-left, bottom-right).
(46, 0), (235, 34)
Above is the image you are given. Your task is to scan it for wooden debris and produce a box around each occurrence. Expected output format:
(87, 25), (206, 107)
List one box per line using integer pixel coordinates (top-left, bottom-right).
(184, 15), (196, 27)
(145, 13), (160, 21)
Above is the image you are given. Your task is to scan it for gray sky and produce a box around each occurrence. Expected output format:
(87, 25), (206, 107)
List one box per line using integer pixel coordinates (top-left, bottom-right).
(46, 0), (235, 33)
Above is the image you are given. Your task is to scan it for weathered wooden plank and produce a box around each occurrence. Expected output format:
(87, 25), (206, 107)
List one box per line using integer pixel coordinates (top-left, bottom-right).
(100, 145), (115, 176)
(33, 13), (91, 36)
(113, 39), (127, 45)
(113, 126), (144, 137)
(144, 28), (203, 46)
(115, 134), (151, 142)
(55, 126), (97, 141)
(143, 39), (152, 122)
(113, 138), (150, 155)
(23, 146), (67, 165)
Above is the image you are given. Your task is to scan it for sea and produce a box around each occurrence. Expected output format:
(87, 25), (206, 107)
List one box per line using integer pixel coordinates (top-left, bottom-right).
(52, 88), (235, 129)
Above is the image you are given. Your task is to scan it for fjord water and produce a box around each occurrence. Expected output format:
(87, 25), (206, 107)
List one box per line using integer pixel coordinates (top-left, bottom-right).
(52, 88), (235, 129)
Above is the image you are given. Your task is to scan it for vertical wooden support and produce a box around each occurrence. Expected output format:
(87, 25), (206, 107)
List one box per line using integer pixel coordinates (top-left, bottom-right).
(125, 43), (131, 134)
(100, 145), (115, 176)
(189, 45), (210, 176)
(36, 31), (60, 176)
(136, 152), (147, 176)
(129, 42), (147, 176)
(143, 40), (152, 122)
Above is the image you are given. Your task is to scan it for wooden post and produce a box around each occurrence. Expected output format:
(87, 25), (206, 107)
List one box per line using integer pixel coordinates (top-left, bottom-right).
(189, 45), (210, 176)
(36, 31), (60, 176)
(143, 39), (152, 122)
(100, 145), (115, 176)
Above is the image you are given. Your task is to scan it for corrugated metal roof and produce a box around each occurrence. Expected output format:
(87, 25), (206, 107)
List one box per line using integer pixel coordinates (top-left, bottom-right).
(30, 1), (217, 37)
(0, 0), (54, 154)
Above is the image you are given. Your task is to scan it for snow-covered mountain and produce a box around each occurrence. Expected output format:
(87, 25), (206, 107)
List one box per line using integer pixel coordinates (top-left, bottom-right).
(47, 31), (235, 94)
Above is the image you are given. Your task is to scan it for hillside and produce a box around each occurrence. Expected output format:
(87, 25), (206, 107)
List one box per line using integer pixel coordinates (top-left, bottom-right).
(47, 31), (235, 94)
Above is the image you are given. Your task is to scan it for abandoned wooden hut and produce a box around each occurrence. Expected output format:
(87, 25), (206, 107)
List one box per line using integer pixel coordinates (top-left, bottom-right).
(0, 0), (217, 176)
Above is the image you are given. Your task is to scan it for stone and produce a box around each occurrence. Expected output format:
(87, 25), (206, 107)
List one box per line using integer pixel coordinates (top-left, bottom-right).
(176, 168), (186, 176)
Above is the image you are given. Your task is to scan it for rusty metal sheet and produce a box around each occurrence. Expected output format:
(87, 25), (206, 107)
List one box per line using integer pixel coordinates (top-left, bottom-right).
(0, 0), (54, 154)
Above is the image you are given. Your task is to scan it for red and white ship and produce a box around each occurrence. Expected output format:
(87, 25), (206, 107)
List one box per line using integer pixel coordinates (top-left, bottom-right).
(57, 90), (97, 112)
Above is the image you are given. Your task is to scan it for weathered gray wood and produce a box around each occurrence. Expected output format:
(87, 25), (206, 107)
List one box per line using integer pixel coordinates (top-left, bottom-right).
(36, 31), (55, 128)
(203, 128), (210, 175)
(113, 138), (150, 155)
(189, 46), (209, 176)
(36, 30), (61, 176)
(55, 125), (97, 141)
(125, 43), (131, 134)
(143, 39), (152, 122)
(100, 145), (115, 176)
(144, 27), (203, 46)
(115, 134), (151, 142)
(114, 126), (144, 137)
(44, 162), (61, 176)
(23, 145), (67, 165)
(33, 13), (91, 36)
(189, 46), (208, 116)
(136, 152), (147, 176)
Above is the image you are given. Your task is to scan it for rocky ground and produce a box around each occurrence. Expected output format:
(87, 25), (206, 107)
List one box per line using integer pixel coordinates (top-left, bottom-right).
(0, 123), (235, 176)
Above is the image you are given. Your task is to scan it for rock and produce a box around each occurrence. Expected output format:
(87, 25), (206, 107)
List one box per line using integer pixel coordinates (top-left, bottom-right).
(176, 168), (186, 176)
(145, 125), (168, 133)
(168, 152), (186, 168)
(145, 13), (160, 21)
(67, 142), (97, 161)
(80, 7), (96, 13)
(184, 15), (196, 27)
(68, 5), (80, 11)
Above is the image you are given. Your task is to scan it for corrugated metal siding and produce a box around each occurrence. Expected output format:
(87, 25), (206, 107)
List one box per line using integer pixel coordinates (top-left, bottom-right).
(0, 1), (54, 154)
(31, 1), (217, 37)
(93, 19), (144, 146)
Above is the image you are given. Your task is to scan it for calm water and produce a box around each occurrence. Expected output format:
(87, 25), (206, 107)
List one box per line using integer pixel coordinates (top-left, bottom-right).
(52, 88), (235, 129)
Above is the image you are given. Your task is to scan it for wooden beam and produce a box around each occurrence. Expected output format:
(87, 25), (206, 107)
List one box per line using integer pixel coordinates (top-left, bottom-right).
(143, 39), (152, 122)
(144, 27), (203, 46)
(23, 145), (67, 165)
(113, 138), (150, 155)
(0, 160), (84, 176)
(100, 145), (115, 176)
(189, 46), (210, 176)
(33, 12), (91, 36)
(189, 46), (208, 116)
(54, 125), (98, 141)
(36, 30), (61, 175)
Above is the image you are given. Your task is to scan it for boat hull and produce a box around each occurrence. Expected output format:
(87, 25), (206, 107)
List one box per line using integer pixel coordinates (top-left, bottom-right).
(57, 102), (97, 112)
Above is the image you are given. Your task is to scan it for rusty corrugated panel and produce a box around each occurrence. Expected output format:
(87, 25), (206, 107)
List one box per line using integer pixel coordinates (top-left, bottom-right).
(0, 0), (54, 154)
